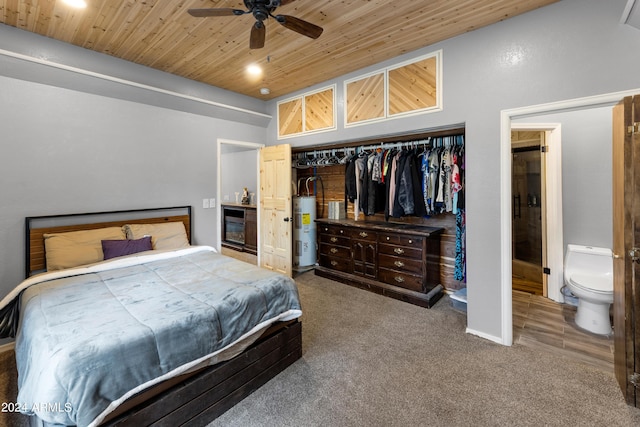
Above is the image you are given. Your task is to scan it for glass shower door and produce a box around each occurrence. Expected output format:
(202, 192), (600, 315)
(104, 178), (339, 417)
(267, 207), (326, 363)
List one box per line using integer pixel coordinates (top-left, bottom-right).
(512, 144), (544, 294)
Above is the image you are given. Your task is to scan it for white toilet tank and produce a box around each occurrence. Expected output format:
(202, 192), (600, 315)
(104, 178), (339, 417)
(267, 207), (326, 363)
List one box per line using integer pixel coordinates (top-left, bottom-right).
(564, 244), (613, 285)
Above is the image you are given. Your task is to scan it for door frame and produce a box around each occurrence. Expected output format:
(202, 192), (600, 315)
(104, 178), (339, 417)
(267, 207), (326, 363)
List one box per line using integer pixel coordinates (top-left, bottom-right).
(499, 88), (640, 346)
(510, 123), (564, 302)
(216, 139), (264, 261)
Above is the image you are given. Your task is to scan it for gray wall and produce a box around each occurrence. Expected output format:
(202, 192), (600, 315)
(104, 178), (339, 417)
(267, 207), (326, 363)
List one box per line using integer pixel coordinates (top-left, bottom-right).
(515, 107), (613, 251)
(264, 0), (640, 342)
(0, 59), (267, 334)
(220, 150), (258, 204)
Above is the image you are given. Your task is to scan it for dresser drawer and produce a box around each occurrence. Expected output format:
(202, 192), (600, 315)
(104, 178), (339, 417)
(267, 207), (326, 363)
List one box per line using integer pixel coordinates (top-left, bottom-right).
(319, 233), (350, 247)
(319, 243), (351, 258)
(350, 229), (377, 242)
(319, 254), (352, 273)
(378, 268), (423, 292)
(378, 243), (422, 260)
(378, 233), (423, 248)
(318, 224), (349, 237)
(378, 254), (423, 275)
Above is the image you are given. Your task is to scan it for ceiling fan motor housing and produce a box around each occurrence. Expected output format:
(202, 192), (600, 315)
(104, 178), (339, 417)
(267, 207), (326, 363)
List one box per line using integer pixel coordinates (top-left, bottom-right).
(251, 0), (279, 22)
(253, 9), (269, 22)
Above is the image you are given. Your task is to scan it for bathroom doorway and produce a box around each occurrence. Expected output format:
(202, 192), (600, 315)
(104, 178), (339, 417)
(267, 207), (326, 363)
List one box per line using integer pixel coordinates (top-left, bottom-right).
(511, 131), (546, 296)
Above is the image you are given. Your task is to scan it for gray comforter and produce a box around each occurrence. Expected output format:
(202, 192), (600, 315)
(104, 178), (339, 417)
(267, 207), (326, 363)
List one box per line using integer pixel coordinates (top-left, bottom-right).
(0, 246), (302, 426)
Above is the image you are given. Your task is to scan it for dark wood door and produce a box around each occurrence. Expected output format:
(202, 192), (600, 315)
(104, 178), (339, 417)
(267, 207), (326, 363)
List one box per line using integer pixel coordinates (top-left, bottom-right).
(612, 95), (639, 407)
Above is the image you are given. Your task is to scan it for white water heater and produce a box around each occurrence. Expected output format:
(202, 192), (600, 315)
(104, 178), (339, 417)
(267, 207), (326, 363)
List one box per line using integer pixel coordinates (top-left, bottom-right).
(293, 196), (317, 270)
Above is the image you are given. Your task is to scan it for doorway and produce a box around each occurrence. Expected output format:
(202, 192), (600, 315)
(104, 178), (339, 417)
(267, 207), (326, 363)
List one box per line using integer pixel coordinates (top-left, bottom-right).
(500, 91), (635, 349)
(216, 139), (263, 259)
(511, 131), (545, 296)
(509, 124), (564, 304)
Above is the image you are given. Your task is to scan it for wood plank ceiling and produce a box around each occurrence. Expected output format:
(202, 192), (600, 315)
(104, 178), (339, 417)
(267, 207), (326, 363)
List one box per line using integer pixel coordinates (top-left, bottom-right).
(0, 0), (560, 100)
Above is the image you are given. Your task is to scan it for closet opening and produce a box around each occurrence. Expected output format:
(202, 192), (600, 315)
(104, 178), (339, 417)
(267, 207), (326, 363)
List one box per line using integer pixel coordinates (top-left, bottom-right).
(291, 125), (467, 305)
(511, 131), (547, 296)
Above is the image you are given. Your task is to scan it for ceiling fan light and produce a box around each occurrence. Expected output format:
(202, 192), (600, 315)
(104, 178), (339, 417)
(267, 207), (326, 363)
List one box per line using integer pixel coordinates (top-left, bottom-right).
(260, 88), (271, 95)
(62, 0), (88, 8)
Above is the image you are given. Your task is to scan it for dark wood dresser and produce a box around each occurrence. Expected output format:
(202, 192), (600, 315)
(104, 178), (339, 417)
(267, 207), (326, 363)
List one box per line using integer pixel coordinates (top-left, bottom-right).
(315, 219), (445, 308)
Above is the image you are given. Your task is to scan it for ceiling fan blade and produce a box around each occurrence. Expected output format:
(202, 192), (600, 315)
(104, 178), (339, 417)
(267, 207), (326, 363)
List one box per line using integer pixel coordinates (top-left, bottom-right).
(277, 0), (297, 5)
(187, 8), (245, 17)
(250, 21), (266, 49)
(275, 15), (323, 39)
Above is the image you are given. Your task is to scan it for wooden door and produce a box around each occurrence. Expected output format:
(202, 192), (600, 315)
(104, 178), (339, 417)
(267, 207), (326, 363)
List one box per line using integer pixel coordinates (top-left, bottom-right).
(259, 144), (293, 276)
(612, 95), (639, 407)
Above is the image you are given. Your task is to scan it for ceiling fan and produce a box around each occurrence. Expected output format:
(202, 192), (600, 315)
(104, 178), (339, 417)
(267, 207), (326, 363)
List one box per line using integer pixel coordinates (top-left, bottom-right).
(188, 0), (324, 49)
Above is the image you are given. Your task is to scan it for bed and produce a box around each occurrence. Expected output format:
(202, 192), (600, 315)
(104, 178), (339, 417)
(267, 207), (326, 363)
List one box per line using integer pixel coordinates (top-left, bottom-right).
(0, 206), (303, 427)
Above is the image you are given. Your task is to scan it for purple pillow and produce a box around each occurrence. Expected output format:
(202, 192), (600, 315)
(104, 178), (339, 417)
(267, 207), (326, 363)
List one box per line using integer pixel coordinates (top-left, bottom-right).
(102, 236), (152, 260)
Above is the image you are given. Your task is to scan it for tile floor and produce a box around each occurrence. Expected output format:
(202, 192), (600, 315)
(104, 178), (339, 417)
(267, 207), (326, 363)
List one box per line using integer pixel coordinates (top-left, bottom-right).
(512, 289), (614, 373)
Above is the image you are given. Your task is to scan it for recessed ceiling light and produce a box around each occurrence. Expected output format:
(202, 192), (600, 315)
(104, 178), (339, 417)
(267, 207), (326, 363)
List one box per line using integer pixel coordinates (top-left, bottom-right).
(247, 64), (262, 76)
(62, 0), (88, 8)
(260, 88), (270, 95)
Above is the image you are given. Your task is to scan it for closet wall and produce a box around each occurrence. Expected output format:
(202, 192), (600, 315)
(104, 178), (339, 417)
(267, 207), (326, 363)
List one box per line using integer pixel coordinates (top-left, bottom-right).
(293, 129), (466, 291)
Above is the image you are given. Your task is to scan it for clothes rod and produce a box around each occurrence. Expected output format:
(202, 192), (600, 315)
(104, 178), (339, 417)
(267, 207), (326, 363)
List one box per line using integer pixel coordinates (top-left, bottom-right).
(295, 134), (464, 158)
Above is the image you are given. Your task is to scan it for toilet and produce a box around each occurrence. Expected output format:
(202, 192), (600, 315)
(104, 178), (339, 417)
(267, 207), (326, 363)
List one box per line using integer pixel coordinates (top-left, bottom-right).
(563, 244), (614, 335)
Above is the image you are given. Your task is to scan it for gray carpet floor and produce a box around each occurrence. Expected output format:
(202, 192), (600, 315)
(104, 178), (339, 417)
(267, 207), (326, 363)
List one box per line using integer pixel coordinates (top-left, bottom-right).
(2, 271), (640, 427)
(209, 272), (640, 427)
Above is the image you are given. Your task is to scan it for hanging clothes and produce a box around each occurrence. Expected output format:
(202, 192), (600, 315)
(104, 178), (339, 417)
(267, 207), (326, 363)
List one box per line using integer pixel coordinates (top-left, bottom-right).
(393, 150), (412, 217)
(420, 150), (431, 215)
(366, 152), (382, 215)
(345, 155), (357, 203)
(385, 151), (400, 220)
(356, 154), (369, 217)
(354, 156), (364, 220)
(409, 149), (427, 217)
(454, 209), (466, 282)
(428, 148), (440, 213)
(341, 134), (464, 222)
(451, 147), (463, 214)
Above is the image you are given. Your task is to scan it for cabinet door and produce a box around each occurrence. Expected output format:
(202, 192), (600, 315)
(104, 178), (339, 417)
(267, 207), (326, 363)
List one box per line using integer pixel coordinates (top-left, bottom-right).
(352, 240), (377, 278)
(245, 209), (257, 253)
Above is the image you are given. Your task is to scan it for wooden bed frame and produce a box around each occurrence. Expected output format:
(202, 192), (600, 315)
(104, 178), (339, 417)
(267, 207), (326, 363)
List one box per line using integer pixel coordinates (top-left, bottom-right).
(24, 206), (302, 426)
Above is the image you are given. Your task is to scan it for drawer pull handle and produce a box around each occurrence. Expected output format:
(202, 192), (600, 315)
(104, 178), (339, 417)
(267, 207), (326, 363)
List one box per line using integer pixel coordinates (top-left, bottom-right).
(331, 260), (338, 266)
(394, 276), (405, 283)
(408, 239), (413, 244)
(330, 237), (338, 243)
(394, 260), (405, 268)
(340, 230), (344, 234)
(386, 237), (390, 241)
(359, 232), (368, 238)
(330, 248), (338, 254)
(394, 248), (405, 255)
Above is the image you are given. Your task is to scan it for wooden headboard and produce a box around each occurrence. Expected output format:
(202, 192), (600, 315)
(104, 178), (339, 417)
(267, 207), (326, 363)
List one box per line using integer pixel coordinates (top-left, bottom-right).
(25, 206), (192, 277)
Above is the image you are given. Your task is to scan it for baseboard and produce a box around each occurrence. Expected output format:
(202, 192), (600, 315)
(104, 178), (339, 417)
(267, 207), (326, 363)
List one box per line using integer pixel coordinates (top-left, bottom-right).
(465, 328), (507, 346)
